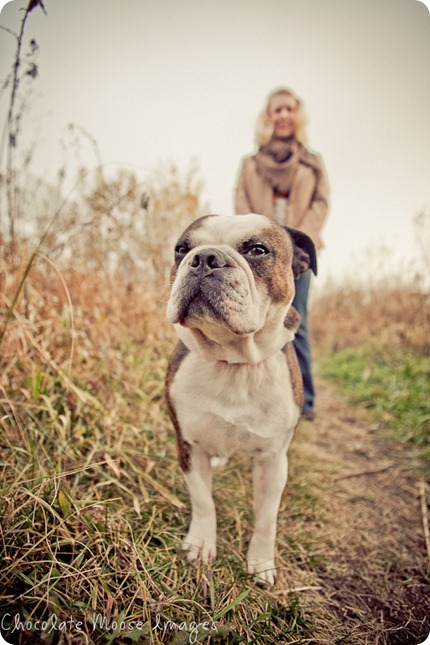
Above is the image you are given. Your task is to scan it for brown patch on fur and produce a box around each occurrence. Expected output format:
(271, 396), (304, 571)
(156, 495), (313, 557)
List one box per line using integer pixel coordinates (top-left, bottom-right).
(243, 227), (295, 304)
(165, 341), (192, 472)
(284, 306), (301, 333)
(267, 227), (296, 303)
(283, 341), (304, 412)
(291, 247), (311, 278)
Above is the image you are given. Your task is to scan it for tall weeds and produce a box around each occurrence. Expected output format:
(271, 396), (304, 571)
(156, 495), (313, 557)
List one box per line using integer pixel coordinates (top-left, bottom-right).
(0, 0), (47, 242)
(310, 210), (430, 356)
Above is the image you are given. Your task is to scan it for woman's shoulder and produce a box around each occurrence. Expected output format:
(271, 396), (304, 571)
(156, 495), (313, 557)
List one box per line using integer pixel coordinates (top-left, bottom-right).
(238, 152), (258, 172)
(298, 143), (324, 169)
(240, 151), (257, 162)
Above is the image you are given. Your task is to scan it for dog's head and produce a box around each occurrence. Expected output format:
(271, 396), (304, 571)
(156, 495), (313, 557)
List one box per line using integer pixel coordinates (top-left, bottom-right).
(167, 214), (316, 364)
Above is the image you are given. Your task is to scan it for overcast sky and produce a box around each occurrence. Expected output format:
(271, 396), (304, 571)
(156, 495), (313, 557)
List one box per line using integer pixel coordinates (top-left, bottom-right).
(0, 0), (429, 288)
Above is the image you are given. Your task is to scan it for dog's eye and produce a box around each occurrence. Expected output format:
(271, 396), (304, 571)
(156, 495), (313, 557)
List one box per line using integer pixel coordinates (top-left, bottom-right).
(244, 244), (270, 257)
(175, 243), (190, 258)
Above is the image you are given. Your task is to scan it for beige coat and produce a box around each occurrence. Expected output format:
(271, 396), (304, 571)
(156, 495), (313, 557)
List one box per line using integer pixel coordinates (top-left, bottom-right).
(234, 146), (329, 249)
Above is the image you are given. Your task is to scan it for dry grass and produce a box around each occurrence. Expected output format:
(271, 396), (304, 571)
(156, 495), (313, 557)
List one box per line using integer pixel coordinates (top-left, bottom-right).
(0, 253), (320, 643)
(310, 283), (430, 355)
(1, 248), (429, 644)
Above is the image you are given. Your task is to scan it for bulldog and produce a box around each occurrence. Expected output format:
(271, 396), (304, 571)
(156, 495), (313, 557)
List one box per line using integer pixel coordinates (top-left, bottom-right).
(165, 213), (316, 585)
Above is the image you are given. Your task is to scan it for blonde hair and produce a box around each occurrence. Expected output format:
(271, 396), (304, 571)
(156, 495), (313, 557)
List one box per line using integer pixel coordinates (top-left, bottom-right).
(254, 86), (308, 147)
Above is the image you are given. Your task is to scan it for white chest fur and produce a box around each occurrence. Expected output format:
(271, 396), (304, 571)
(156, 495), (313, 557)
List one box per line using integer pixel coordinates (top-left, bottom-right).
(171, 350), (299, 459)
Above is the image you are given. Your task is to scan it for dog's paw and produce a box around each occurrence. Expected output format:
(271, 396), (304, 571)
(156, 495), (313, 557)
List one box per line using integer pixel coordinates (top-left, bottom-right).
(181, 534), (216, 565)
(247, 559), (277, 586)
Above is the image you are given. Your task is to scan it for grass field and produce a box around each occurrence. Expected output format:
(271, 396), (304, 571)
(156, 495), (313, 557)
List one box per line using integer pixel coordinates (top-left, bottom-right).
(1, 248), (429, 644)
(311, 281), (430, 468)
(318, 348), (430, 464)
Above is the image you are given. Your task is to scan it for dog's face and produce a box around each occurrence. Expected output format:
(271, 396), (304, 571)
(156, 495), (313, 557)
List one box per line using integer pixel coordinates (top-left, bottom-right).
(167, 214), (315, 363)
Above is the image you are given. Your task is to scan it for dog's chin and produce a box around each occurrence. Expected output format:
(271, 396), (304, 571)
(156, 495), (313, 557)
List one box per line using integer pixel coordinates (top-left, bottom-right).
(170, 288), (262, 337)
(180, 305), (259, 339)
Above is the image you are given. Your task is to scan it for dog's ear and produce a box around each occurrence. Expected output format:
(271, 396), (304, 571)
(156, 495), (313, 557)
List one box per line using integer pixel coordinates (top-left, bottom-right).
(284, 227), (317, 278)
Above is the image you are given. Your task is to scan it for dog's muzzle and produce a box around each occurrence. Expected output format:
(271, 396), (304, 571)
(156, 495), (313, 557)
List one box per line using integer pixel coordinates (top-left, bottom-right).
(168, 245), (261, 335)
(188, 247), (232, 278)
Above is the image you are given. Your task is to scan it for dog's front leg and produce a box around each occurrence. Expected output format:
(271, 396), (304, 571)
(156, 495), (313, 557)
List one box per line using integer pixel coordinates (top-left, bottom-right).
(247, 452), (288, 585)
(182, 448), (217, 565)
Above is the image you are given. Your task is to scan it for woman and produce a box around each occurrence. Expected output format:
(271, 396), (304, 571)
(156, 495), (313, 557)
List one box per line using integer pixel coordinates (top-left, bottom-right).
(234, 87), (329, 420)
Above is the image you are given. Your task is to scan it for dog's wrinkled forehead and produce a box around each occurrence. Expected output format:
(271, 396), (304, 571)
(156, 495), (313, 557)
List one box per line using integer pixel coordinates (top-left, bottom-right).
(176, 214), (291, 253)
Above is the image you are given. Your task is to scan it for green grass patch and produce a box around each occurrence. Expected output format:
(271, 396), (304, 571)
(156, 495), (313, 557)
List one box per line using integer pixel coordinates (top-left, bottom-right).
(318, 347), (430, 459)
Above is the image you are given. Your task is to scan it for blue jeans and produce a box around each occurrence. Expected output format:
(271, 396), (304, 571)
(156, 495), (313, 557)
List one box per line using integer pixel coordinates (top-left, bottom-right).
(292, 270), (314, 414)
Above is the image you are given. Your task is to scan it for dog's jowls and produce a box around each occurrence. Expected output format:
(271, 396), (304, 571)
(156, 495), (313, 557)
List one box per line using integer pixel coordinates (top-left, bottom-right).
(165, 213), (316, 585)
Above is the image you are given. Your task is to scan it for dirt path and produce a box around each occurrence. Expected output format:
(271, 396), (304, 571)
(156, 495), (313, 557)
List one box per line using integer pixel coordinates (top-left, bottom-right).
(277, 375), (429, 644)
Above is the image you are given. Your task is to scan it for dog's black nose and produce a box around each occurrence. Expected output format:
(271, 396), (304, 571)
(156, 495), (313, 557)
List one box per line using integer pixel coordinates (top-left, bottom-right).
(189, 248), (228, 276)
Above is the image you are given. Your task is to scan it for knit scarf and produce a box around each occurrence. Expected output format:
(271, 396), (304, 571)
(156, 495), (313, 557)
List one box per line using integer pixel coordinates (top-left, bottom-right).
(254, 137), (300, 195)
